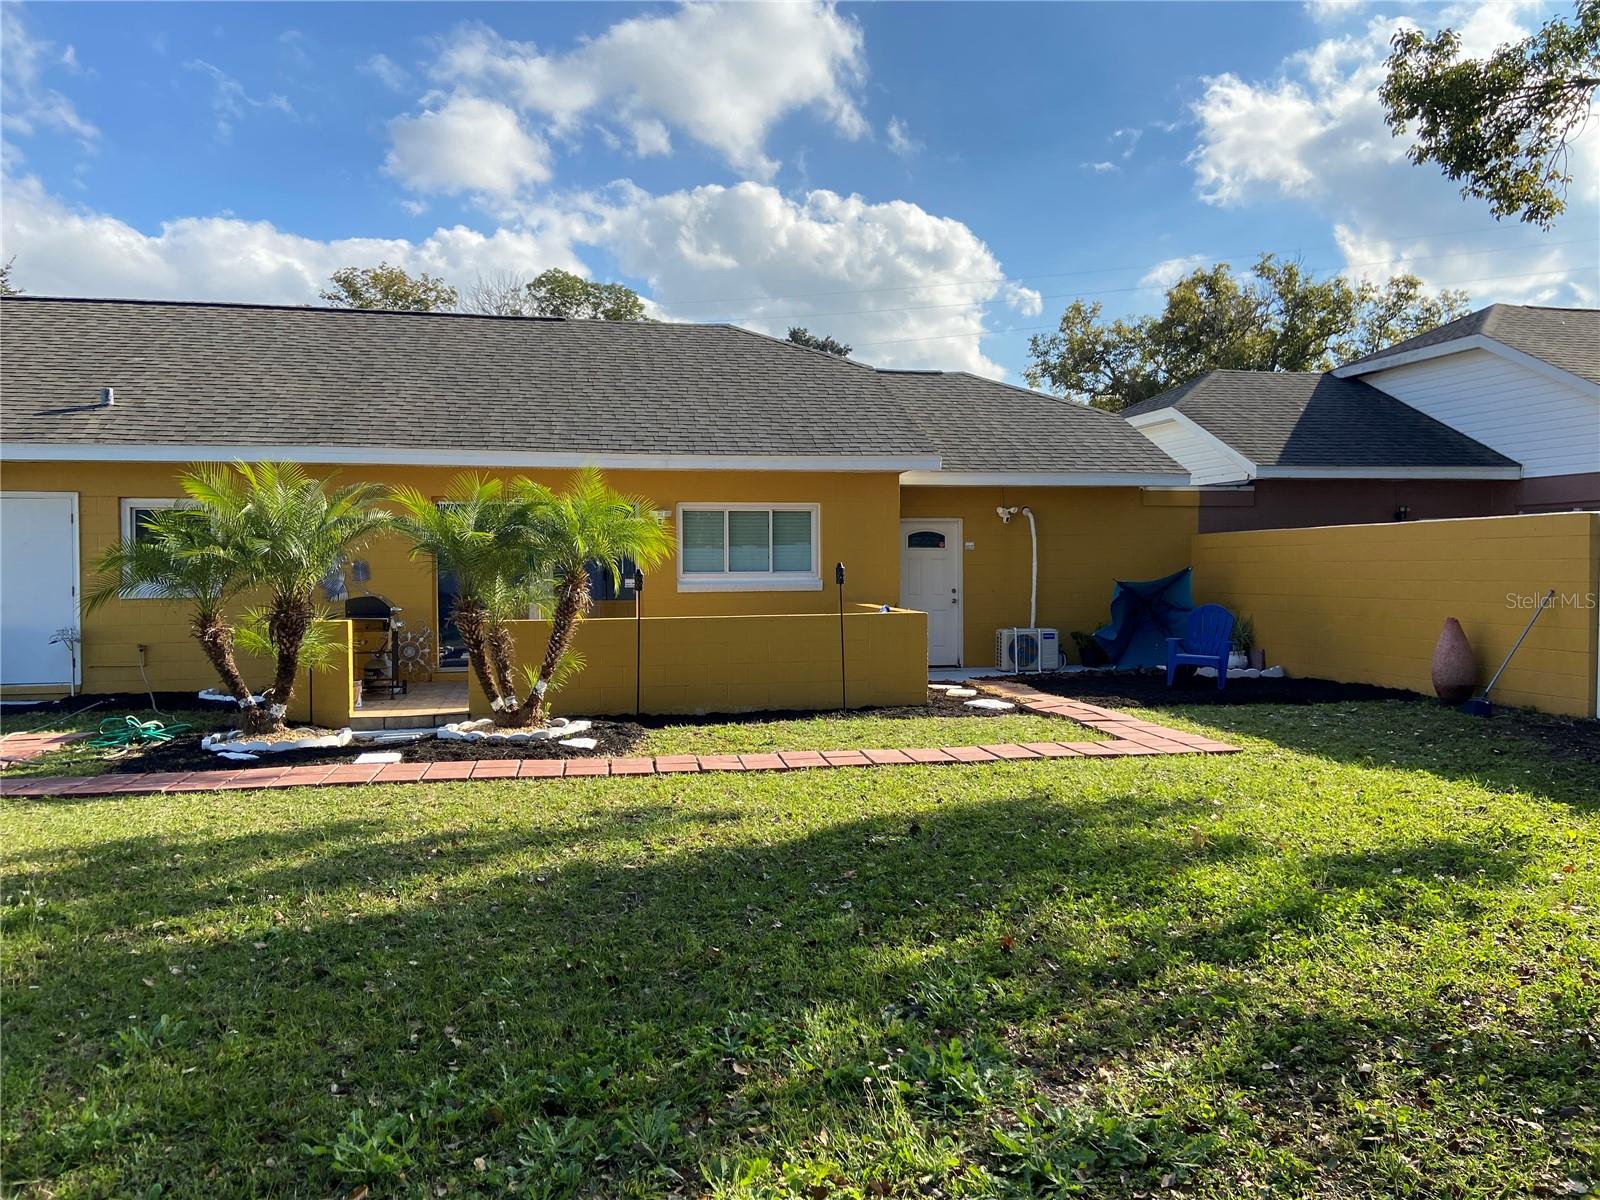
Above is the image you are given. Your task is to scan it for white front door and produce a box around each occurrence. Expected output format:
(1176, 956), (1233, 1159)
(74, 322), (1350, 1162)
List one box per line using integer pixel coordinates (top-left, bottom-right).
(899, 519), (962, 666)
(1, 492), (80, 687)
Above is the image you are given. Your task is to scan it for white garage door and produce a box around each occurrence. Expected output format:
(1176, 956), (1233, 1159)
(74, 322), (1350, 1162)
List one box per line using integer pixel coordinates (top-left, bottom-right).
(1, 492), (80, 687)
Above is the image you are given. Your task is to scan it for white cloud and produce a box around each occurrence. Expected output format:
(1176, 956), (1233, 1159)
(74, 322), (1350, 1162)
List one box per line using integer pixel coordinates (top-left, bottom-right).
(385, 94), (551, 197)
(0, 6), (99, 143)
(185, 59), (293, 142)
(420, 3), (866, 180)
(1111, 127), (1142, 159)
(0, 171), (586, 302)
(1304, 0), (1368, 24)
(1139, 254), (1210, 290)
(1081, 161), (1119, 174)
(363, 53), (410, 92)
(590, 182), (1040, 378)
(886, 116), (920, 160)
(1188, 4), (1600, 305)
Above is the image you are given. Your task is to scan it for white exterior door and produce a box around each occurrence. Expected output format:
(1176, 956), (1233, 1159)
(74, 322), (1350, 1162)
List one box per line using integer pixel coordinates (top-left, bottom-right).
(1, 493), (80, 687)
(899, 519), (962, 666)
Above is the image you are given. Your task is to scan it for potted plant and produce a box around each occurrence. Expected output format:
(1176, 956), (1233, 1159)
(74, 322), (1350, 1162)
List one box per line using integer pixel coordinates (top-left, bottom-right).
(1229, 615), (1256, 671)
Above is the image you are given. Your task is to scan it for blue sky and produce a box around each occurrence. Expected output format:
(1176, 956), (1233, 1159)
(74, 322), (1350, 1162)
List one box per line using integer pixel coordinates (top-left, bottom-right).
(3, 1), (1595, 382)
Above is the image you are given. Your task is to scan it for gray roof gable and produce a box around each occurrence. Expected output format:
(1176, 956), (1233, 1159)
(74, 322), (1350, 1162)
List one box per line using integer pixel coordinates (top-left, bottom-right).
(876, 370), (1185, 476)
(0, 296), (929, 462)
(1123, 369), (1517, 469)
(1339, 304), (1600, 385)
(0, 296), (1185, 479)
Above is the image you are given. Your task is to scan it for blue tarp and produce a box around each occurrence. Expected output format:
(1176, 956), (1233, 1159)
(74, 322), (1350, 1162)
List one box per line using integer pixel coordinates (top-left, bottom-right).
(1091, 567), (1194, 669)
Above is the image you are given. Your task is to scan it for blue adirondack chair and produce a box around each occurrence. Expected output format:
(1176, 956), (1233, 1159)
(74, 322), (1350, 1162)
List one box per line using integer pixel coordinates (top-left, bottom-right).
(1165, 604), (1236, 690)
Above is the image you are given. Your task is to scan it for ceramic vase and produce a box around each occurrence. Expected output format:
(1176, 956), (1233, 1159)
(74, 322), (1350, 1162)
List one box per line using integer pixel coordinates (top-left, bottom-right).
(1431, 617), (1475, 704)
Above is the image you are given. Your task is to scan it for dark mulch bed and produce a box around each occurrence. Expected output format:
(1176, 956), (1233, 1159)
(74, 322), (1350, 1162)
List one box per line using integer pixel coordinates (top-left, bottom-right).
(1003, 669), (1424, 709)
(0, 691), (241, 720)
(99, 688), (1015, 774)
(105, 721), (650, 774)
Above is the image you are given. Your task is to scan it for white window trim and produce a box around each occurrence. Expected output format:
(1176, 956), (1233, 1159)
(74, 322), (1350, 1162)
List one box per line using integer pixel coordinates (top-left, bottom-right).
(676, 502), (822, 592)
(119, 498), (182, 599)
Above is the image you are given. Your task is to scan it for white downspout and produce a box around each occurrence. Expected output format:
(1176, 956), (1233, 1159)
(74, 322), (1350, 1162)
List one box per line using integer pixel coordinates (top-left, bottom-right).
(1021, 507), (1037, 628)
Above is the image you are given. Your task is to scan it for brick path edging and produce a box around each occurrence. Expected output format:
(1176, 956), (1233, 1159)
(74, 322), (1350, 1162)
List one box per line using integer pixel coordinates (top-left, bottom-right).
(1, 684), (1237, 798)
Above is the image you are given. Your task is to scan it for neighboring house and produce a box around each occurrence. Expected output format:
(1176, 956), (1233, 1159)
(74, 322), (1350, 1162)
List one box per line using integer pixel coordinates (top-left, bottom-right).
(1124, 304), (1600, 533)
(0, 295), (1192, 693)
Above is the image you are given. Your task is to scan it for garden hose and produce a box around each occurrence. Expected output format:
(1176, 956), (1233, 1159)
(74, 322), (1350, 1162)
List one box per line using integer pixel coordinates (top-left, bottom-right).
(89, 715), (193, 756)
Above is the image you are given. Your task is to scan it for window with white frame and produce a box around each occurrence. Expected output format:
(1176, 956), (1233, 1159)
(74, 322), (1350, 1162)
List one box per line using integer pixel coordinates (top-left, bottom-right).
(119, 498), (182, 598)
(677, 503), (821, 591)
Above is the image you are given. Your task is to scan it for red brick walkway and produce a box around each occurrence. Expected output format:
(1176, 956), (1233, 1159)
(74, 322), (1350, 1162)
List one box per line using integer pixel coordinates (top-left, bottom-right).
(0, 684), (1237, 798)
(0, 730), (88, 766)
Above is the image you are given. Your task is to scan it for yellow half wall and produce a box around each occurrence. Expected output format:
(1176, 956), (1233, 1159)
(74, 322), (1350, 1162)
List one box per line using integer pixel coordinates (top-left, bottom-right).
(467, 609), (928, 718)
(1192, 512), (1600, 717)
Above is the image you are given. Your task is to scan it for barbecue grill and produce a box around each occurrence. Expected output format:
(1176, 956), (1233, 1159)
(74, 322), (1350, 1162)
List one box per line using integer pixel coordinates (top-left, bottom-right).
(345, 594), (407, 699)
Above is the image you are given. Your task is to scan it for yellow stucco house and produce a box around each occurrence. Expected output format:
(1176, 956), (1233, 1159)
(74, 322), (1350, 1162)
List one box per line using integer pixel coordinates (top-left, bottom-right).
(1, 295), (1201, 711)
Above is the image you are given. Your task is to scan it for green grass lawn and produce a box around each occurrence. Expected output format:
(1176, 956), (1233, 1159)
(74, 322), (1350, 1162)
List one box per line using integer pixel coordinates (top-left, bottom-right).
(3, 699), (1596, 1198)
(639, 710), (1103, 755)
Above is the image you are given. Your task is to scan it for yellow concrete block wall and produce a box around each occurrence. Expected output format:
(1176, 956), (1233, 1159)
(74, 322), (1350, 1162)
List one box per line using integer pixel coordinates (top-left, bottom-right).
(0, 460), (903, 695)
(900, 486), (1198, 666)
(467, 609), (928, 718)
(287, 620), (356, 728)
(1191, 512), (1600, 718)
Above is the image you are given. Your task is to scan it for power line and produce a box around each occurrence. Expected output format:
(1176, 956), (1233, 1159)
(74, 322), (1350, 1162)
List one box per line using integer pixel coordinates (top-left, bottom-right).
(656, 222), (1596, 312)
(848, 265), (1595, 349)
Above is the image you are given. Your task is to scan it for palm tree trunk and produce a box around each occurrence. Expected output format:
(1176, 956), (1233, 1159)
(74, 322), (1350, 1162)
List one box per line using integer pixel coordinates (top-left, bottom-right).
(451, 598), (507, 716)
(191, 613), (257, 716)
(514, 570), (589, 727)
(252, 596), (314, 734)
(485, 620), (521, 724)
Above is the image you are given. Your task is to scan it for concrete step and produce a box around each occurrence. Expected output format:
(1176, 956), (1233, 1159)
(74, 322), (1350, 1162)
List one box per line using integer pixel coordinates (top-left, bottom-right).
(349, 710), (467, 732)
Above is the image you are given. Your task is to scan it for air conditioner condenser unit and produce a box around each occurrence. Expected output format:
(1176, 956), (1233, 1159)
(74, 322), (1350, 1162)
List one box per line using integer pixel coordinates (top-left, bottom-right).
(995, 627), (1059, 673)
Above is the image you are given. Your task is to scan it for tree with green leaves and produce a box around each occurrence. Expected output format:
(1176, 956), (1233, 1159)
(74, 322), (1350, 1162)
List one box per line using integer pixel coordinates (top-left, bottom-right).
(786, 326), (852, 357)
(0, 256), (19, 296)
(319, 262), (458, 311)
(508, 468), (673, 727)
(191, 463), (390, 733)
(1381, 1), (1600, 227)
(388, 476), (543, 717)
(1025, 255), (1471, 411)
(86, 489), (257, 713)
(462, 267), (647, 321)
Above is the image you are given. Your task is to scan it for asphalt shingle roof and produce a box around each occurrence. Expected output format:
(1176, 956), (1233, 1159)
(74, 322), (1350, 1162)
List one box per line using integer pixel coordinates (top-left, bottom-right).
(1339, 304), (1600, 385)
(0, 297), (925, 460)
(877, 370), (1184, 475)
(0, 296), (1186, 477)
(1122, 369), (1517, 469)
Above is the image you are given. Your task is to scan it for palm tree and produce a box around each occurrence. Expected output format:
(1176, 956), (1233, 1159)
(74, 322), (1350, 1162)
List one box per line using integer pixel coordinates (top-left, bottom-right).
(508, 468), (673, 727)
(85, 487), (258, 713)
(388, 475), (542, 714)
(191, 463), (389, 734)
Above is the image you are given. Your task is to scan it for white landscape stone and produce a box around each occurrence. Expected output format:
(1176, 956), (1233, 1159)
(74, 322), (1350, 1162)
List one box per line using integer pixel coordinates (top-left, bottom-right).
(438, 718), (593, 742)
(964, 697), (1015, 711)
(945, 687), (979, 698)
(354, 751), (404, 765)
(205, 727), (354, 755)
(559, 737), (598, 750)
(216, 751), (260, 762)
